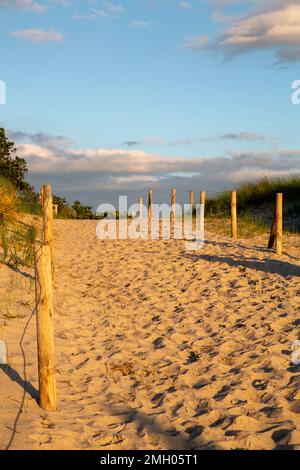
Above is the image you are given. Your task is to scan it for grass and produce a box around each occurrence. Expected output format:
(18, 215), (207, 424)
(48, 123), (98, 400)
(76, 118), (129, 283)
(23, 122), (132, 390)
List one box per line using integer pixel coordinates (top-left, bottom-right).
(206, 176), (300, 214)
(204, 176), (300, 235)
(0, 177), (18, 221)
(0, 177), (37, 268)
(205, 214), (268, 238)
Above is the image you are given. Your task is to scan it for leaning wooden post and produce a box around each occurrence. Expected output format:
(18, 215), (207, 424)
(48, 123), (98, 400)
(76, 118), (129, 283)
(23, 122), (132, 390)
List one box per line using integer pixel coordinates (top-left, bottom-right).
(231, 191), (237, 239)
(34, 243), (56, 411)
(41, 184), (54, 280)
(275, 193), (283, 255)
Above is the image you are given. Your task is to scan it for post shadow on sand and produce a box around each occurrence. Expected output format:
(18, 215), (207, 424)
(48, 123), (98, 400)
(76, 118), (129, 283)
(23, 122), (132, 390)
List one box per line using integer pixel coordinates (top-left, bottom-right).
(0, 364), (38, 401)
(184, 252), (300, 279)
(101, 404), (221, 450)
(1, 307), (36, 450)
(203, 239), (300, 262)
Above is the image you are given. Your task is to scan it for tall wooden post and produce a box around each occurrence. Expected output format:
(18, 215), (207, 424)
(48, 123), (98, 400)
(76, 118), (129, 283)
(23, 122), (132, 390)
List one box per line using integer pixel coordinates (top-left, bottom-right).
(231, 191), (237, 239)
(34, 243), (56, 411)
(200, 191), (206, 207)
(41, 184), (54, 280)
(200, 191), (206, 233)
(139, 194), (143, 224)
(170, 188), (176, 238)
(275, 193), (283, 255)
(189, 190), (194, 214)
(148, 190), (153, 221)
(171, 189), (176, 225)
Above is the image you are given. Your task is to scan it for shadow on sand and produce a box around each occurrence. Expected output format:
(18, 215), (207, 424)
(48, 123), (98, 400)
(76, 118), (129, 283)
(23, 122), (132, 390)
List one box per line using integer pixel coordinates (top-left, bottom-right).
(0, 364), (38, 401)
(184, 245), (300, 279)
(101, 404), (221, 450)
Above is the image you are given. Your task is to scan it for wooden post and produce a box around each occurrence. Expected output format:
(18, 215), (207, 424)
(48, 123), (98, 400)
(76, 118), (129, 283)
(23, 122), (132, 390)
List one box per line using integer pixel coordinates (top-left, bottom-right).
(199, 191), (206, 233)
(139, 194), (143, 224)
(200, 191), (205, 206)
(170, 188), (176, 238)
(231, 191), (237, 239)
(34, 243), (56, 411)
(171, 189), (176, 225)
(275, 193), (283, 255)
(200, 191), (206, 207)
(268, 212), (276, 249)
(189, 190), (194, 214)
(41, 185), (54, 280)
(148, 190), (153, 221)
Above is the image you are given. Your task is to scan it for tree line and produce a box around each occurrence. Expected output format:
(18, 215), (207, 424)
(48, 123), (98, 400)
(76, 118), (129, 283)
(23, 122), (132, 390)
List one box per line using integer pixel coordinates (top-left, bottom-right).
(0, 128), (96, 219)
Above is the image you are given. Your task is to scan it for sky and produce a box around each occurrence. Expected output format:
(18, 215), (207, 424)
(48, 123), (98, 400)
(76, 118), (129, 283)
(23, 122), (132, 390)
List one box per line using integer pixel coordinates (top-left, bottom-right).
(0, 0), (300, 207)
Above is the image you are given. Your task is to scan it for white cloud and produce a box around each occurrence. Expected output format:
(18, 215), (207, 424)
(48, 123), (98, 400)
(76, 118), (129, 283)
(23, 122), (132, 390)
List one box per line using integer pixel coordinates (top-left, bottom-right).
(11, 28), (64, 42)
(180, 1), (193, 10)
(131, 20), (151, 27)
(0, 0), (46, 12)
(73, 1), (125, 21)
(220, 132), (267, 141)
(12, 131), (300, 178)
(10, 129), (299, 203)
(183, 35), (209, 49)
(185, 1), (300, 64)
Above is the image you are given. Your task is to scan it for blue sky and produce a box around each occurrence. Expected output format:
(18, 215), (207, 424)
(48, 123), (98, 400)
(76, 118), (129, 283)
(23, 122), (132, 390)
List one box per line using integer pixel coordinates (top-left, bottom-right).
(1, 0), (300, 205)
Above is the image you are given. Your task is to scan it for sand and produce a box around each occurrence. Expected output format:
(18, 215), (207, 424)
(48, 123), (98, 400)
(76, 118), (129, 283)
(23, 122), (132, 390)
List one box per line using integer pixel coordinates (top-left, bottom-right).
(0, 219), (300, 450)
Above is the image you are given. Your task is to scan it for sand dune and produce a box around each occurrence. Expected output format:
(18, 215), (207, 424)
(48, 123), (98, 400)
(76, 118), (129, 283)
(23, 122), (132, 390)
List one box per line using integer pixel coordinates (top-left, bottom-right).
(1, 219), (300, 450)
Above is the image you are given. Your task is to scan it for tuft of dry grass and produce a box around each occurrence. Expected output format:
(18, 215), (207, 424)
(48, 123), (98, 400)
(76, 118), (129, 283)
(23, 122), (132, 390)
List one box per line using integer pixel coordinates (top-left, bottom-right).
(0, 177), (19, 221)
(0, 177), (37, 268)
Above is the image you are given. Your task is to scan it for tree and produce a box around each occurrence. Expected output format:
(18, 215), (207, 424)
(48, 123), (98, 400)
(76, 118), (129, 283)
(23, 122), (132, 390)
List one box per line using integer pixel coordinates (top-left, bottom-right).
(72, 200), (94, 219)
(0, 127), (37, 202)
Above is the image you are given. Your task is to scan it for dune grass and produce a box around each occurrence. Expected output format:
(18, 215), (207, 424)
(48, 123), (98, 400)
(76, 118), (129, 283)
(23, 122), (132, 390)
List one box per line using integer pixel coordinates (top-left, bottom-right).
(204, 176), (300, 235)
(0, 177), (37, 268)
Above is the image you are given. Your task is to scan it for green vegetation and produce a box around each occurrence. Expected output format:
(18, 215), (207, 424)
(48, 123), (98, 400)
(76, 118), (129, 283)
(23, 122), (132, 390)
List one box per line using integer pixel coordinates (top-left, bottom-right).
(0, 177), (36, 267)
(0, 127), (40, 214)
(0, 127), (98, 220)
(204, 176), (300, 234)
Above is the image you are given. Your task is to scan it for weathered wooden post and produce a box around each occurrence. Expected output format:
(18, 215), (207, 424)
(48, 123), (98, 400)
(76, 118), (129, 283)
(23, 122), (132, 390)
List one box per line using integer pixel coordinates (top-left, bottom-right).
(200, 191), (206, 233)
(200, 191), (206, 207)
(40, 185), (54, 280)
(171, 189), (176, 224)
(34, 243), (56, 411)
(170, 189), (176, 238)
(148, 190), (153, 238)
(148, 190), (153, 220)
(231, 191), (237, 239)
(189, 190), (194, 214)
(139, 194), (143, 224)
(275, 193), (283, 255)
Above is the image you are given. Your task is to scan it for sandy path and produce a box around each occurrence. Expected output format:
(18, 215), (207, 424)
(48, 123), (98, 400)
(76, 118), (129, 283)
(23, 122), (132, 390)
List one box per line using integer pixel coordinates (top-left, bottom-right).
(1, 220), (300, 450)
